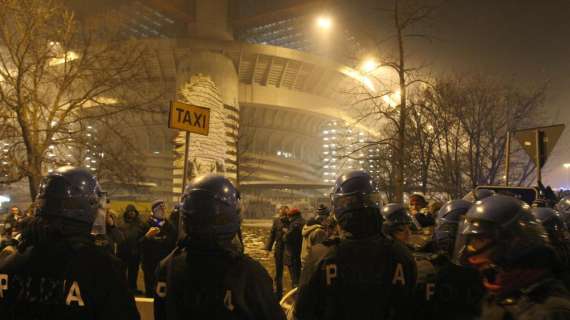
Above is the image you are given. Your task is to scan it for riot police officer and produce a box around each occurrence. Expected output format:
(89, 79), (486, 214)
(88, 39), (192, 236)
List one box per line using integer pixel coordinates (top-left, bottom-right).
(558, 195), (570, 212)
(531, 207), (570, 284)
(381, 202), (438, 319)
(381, 203), (415, 245)
(420, 198), (484, 320)
(0, 166), (139, 320)
(459, 195), (570, 319)
(153, 174), (285, 320)
(293, 170), (417, 320)
(557, 195), (570, 228)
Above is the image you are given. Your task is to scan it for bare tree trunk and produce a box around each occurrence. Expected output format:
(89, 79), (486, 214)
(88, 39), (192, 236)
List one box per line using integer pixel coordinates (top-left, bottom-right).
(27, 169), (41, 200)
(394, 0), (407, 202)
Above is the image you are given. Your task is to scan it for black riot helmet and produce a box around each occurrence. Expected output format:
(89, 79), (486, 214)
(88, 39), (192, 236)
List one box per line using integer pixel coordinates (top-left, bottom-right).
(530, 207), (568, 244)
(434, 199), (472, 257)
(381, 203), (414, 237)
(458, 195), (550, 268)
(35, 166), (104, 228)
(331, 170), (382, 238)
(557, 195), (570, 213)
(180, 174), (241, 241)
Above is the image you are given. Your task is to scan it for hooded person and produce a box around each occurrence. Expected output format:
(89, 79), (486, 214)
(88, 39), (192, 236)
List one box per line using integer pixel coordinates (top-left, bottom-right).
(283, 207), (305, 288)
(301, 205), (330, 268)
(264, 205), (290, 300)
(140, 200), (176, 297)
(105, 210), (125, 257)
(118, 204), (146, 294)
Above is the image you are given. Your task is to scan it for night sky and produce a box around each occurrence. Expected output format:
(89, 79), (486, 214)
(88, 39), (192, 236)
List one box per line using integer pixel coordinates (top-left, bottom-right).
(358, 0), (570, 187)
(433, 0), (570, 187)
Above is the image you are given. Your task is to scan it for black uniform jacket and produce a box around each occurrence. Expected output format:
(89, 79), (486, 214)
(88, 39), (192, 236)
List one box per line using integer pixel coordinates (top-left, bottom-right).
(294, 235), (417, 320)
(265, 215), (288, 255)
(412, 253), (484, 320)
(481, 277), (570, 320)
(0, 236), (140, 320)
(154, 244), (286, 320)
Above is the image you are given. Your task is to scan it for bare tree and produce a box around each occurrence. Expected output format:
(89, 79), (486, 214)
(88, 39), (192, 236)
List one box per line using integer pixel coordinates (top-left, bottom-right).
(340, 0), (440, 202)
(387, 0), (440, 202)
(418, 75), (545, 198)
(0, 0), (164, 199)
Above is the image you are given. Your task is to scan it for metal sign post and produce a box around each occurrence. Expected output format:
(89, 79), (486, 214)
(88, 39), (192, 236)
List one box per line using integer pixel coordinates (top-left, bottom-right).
(182, 131), (191, 193)
(535, 129), (542, 185)
(504, 132), (511, 186)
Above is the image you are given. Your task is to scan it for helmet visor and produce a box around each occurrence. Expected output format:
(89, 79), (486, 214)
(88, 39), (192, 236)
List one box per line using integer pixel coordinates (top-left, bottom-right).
(181, 190), (240, 227)
(434, 222), (458, 255)
(182, 190), (218, 219)
(453, 219), (496, 265)
(331, 191), (382, 215)
(91, 208), (107, 236)
(558, 198), (570, 212)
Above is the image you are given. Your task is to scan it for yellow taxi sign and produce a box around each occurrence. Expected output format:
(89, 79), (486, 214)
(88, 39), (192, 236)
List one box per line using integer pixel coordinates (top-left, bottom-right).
(168, 101), (210, 135)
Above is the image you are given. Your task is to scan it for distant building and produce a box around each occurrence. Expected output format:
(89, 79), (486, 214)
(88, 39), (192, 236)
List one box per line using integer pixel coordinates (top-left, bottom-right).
(53, 0), (379, 217)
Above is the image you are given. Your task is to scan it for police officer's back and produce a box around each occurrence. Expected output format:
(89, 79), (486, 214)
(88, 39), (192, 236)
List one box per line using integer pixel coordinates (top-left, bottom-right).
(294, 171), (417, 320)
(417, 199), (484, 320)
(0, 166), (139, 320)
(154, 174), (285, 320)
(459, 195), (570, 320)
(531, 207), (570, 269)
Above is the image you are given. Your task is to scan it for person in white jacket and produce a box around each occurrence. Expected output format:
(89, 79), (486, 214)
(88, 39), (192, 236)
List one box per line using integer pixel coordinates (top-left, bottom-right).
(300, 205), (331, 268)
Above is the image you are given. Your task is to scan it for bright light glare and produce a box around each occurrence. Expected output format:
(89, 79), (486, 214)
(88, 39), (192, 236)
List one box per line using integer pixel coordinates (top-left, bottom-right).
(360, 58), (379, 73)
(49, 51), (79, 66)
(361, 76), (375, 92)
(564, 163), (570, 168)
(0, 195), (10, 205)
(394, 89), (401, 101)
(344, 68), (376, 92)
(316, 16), (332, 30)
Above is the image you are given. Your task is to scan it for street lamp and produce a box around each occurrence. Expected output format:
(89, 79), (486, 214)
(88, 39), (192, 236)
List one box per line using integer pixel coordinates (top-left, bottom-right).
(360, 58), (379, 73)
(316, 15), (333, 30)
(0, 195), (10, 208)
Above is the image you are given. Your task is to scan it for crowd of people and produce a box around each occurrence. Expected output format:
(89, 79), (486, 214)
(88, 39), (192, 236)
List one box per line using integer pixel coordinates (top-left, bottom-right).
(2, 166), (570, 319)
(0, 193), (178, 298)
